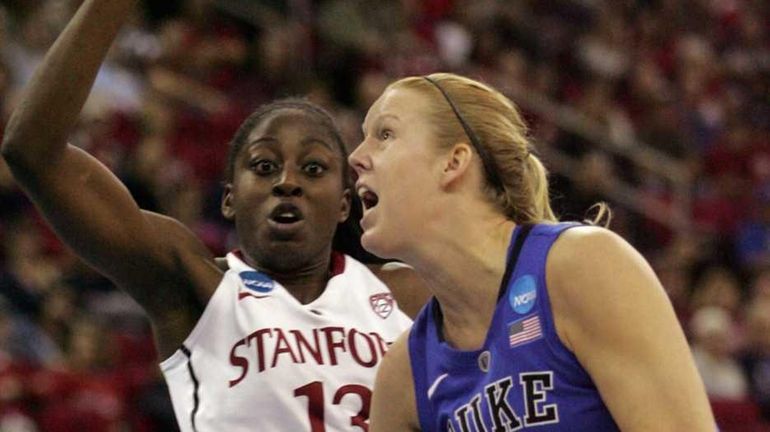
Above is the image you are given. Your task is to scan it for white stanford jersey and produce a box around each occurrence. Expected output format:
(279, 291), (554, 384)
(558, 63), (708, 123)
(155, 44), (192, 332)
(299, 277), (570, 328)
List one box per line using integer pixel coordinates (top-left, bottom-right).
(160, 252), (412, 432)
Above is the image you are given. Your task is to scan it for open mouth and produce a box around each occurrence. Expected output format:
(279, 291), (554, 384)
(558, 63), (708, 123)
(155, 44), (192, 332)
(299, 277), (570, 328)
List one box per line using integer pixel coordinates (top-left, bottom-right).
(357, 186), (379, 210)
(269, 203), (304, 225)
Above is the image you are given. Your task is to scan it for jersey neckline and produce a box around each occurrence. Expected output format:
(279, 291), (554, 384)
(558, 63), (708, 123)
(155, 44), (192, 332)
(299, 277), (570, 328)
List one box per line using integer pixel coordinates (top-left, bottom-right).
(430, 224), (533, 361)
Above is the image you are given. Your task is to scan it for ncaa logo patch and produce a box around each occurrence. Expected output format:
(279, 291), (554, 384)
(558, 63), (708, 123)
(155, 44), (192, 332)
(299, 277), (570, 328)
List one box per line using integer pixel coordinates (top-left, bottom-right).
(240, 271), (275, 293)
(369, 293), (394, 319)
(509, 274), (537, 314)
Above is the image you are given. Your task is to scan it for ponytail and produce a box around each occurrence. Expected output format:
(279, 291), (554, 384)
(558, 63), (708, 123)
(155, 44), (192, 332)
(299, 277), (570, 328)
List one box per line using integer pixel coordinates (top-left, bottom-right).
(583, 202), (613, 227)
(525, 154), (558, 223)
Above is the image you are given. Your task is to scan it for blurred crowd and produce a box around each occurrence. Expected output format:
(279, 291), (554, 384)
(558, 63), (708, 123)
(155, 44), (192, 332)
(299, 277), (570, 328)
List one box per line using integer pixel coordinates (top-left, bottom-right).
(0, 0), (768, 430)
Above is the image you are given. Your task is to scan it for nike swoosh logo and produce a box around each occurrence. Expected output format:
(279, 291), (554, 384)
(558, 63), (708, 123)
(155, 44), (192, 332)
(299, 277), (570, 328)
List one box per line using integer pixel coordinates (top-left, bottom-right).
(427, 373), (449, 399)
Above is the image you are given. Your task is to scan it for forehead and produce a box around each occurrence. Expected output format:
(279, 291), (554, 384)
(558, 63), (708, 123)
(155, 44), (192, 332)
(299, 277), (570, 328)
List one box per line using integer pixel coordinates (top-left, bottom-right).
(364, 87), (432, 129)
(246, 108), (339, 152)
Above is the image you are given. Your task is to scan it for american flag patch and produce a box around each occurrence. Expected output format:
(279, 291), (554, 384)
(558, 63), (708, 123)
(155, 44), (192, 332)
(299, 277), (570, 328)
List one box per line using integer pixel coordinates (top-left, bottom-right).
(508, 315), (543, 348)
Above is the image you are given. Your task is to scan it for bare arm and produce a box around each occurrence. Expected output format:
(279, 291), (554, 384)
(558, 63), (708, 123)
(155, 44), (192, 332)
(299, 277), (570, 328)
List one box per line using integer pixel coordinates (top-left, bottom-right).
(370, 332), (421, 432)
(0, 0), (221, 353)
(547, 227), (715, 431)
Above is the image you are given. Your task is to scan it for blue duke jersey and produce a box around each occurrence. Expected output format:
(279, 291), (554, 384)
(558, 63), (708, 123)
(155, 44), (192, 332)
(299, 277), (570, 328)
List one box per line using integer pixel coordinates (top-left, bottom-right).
(408, 223), (620, 431)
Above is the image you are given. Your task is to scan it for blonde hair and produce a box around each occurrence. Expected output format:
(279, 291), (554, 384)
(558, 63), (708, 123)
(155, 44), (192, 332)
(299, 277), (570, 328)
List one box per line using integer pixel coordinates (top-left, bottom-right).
(388, 73), (558, 224)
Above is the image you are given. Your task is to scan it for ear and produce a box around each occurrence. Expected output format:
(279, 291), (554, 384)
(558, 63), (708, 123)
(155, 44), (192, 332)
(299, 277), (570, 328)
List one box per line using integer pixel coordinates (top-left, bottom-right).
(338, 188), (352, 223)
(439, 142), (474, 189)
(221, 183), (235, 220)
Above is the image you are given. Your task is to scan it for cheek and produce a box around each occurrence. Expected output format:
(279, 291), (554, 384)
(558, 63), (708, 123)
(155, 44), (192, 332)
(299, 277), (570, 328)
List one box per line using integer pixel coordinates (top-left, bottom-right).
(385, 157), (434, 204)
(378, 180), (424, 237)
(233, 179), (271, 206)
(236, 196), (269, 223)
(310, 184), (347, 220)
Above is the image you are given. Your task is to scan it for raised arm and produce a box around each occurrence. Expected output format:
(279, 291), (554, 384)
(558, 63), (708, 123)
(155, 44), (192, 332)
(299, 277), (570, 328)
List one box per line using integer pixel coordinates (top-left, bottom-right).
(0, 0), (221, 353)
(547, 227), (715, 431)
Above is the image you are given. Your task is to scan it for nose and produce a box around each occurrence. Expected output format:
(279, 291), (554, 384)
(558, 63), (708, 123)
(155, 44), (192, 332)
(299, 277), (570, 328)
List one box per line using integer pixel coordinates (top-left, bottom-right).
(348, 140), (372, 177)
(272, 169), (303, 197)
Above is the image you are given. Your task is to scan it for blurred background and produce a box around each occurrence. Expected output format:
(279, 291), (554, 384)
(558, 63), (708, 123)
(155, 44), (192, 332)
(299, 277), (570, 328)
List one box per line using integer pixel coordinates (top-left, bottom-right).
(0, 0), (768, 430)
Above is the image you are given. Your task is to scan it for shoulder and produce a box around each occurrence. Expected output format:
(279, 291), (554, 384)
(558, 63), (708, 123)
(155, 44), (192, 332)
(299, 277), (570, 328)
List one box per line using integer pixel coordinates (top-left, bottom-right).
(547, 225), (644, 283)
(370, 331), (420, 432)
(137, 211), (223, 311)
(383, 330), (412, 367)
(545, 226), (659, 347)
(380, 331), (414, 389)
(137, 212), (224, 355)
(545, 226), (717, 429)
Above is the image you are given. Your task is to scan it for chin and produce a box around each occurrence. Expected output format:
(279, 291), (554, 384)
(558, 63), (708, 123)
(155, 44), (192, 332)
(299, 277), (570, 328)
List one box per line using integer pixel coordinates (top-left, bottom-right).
(361, 230), (401, 261)
(258, 246), (313, 272)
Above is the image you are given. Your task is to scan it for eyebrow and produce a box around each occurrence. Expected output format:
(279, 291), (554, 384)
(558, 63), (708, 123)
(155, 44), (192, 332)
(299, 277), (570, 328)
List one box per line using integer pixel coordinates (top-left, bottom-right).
(361, 113), (400, 136)
(246, 136), (335, 152)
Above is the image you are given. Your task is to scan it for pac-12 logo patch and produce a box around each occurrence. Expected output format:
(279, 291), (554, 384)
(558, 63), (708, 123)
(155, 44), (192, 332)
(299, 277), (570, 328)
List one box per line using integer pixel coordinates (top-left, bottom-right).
(240, 271), (275, 293)
(369, 293), (394, 319)
(509, 274), (537, 314)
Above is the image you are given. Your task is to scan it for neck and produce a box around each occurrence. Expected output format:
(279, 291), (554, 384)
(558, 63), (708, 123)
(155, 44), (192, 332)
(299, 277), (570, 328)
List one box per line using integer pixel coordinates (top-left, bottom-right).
(271, 266), (331, 305)
(404, 210), (516, 350)
(242, 250), (335, 305)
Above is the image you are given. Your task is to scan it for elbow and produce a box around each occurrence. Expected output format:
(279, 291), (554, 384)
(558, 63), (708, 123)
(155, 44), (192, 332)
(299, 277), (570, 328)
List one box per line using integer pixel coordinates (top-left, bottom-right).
(1, 118), (45, 174)
(1, 134), (43, 183)
(1, 133), (21, 164)
(1, 115), (22, 158)
(1, 133), (29, 170)
(2, 104), (64, 173)
(1, 106), (40, 169)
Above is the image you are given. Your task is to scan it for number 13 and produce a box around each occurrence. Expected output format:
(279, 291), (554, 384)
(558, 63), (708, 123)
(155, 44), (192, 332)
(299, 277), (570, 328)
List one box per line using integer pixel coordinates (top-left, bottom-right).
(294, 381), (371, 431)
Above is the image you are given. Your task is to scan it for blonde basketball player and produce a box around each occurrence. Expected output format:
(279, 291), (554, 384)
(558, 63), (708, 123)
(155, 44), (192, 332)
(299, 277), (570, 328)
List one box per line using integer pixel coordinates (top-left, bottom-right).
(350, 73), (716, 431)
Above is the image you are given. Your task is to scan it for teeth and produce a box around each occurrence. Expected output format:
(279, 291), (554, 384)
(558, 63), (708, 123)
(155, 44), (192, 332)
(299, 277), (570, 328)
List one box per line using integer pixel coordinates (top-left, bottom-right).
(280, 212), (294, 217)
(357, 186), (370, 198)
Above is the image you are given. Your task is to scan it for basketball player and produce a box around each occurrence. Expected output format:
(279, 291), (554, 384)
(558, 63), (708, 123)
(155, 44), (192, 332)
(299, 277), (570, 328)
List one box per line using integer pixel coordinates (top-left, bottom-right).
(349, 73), (716, 431)
(1, 1), (426, 430)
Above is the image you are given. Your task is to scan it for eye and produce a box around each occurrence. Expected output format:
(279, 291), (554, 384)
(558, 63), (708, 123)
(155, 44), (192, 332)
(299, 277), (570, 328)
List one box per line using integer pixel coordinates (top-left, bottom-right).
(303, 161), (327, 177)
(250, 159), (278, 175)
(379, 129), (393, 140)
